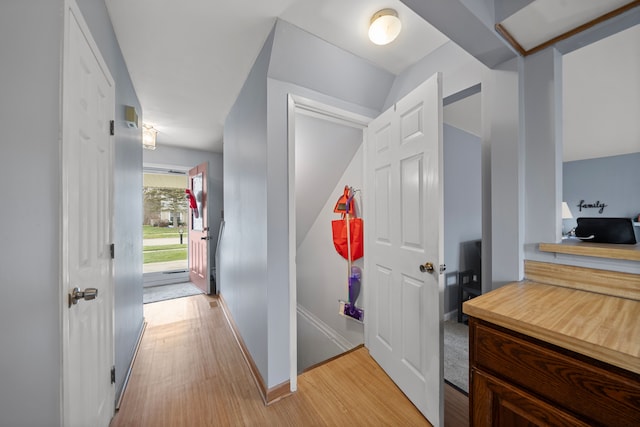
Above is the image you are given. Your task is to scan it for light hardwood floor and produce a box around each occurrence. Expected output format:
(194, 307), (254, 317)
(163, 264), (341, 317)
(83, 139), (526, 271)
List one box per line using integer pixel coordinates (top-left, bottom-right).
(111, 294), (468, 426)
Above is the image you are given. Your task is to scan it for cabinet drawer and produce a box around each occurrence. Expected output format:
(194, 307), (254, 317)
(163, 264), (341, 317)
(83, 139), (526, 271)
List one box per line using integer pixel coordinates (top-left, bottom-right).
(471, 321), (640, 426)
(472, 369), (591, 427)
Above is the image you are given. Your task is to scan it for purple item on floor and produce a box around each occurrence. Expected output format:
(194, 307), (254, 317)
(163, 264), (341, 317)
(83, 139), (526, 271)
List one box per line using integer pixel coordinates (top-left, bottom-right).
(345, 266), (364, 321)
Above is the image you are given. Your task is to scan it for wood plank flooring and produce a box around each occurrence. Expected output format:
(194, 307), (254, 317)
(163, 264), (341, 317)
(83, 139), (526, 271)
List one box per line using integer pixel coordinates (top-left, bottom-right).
(111, 294), (468, 427)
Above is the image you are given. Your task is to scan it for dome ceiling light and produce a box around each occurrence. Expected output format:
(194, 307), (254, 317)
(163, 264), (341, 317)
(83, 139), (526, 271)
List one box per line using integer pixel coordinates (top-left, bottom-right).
(368, 8), (402, 45)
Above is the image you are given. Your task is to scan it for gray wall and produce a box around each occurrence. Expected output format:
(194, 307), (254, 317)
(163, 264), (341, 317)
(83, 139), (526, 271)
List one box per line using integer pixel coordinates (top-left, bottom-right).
(401, 0), (640, 283)
(0, 0), (143, 424)
(268, 21), (394, 112)
(385, 38), (504, 292)
(224, 0), (640, 395)
(488, 57), (522, 287)
(563, 153), (640, 230)
(523, 48), (563, 246)
(222, 27), (273, 384)
(265, 21), (393, 387)
(443, 124), (482, 314)
(77, 0), (144, 405)
(507, 15), (640, 274)
(399, 0), (515, 68)
(223, 19), (391, 388)
(224, 16), (509, 388)
(384, 41), (487, 110)
(0, 2), (63, 424)
(519, 40), (639, 274)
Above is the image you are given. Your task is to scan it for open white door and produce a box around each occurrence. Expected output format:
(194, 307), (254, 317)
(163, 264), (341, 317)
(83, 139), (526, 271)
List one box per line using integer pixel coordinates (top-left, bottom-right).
(61, 1), (115, 425)
(365, 73), (444, 426)
(188, 162), (210, 293)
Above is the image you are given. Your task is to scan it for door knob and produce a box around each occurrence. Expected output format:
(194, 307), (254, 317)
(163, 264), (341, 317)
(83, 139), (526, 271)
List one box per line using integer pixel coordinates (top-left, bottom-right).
(419, 262), (434, 273)
(68, 287), (98, 307)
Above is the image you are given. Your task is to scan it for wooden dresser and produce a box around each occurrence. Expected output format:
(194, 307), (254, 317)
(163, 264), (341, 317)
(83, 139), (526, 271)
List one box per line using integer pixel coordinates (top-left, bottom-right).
(463, 259), (640, 426)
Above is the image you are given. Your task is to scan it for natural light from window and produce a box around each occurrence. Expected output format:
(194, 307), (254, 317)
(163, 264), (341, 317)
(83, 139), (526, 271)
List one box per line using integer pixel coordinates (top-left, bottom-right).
(143, 172), (188, 274)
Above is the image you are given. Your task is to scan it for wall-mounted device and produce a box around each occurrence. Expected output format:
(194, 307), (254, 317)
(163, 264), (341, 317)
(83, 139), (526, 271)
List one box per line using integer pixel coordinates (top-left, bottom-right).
(124, 105), (139, 129)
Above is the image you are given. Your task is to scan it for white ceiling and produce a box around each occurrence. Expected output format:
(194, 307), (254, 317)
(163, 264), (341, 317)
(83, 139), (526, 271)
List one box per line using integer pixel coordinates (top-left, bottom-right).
(563, 23), (640, 162)
(105, 0), (449, 153)
(499, 0), (635, 51)
(105, 0), (639, 158)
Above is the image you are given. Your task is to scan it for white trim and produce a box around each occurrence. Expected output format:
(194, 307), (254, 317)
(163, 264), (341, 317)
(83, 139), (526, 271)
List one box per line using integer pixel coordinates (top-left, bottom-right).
(287, 95), (297, 392)
(296, 304), (355, 352)
(143, 271), (189, 288)
(289, 95), (372, 129)
(443, 310), (458, 322)
(362, 124), (371, 350)
(115, 321), (146, 409)
(143, 162), (190, 174)
(61, 0), (116, 425)
(142, 164), (190, 287)
(287, 94), (372, 394)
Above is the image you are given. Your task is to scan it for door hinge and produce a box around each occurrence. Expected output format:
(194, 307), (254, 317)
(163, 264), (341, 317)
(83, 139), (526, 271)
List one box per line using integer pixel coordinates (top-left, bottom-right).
(110, 120), (115, 136)
(110, 243), (115, 259)
(111, 366), (116, 384)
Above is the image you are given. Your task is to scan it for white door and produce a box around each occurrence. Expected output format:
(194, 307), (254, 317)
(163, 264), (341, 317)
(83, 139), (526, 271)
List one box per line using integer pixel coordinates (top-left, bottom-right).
(188, 162), (210, 293)
(365, 73), (444, 426)
(61, 1), (115, 426)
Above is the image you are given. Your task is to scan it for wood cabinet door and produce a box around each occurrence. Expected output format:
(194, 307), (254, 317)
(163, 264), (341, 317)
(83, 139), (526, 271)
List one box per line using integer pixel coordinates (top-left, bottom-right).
(471, 369), (590, 427)
(469, 318), (640, 426)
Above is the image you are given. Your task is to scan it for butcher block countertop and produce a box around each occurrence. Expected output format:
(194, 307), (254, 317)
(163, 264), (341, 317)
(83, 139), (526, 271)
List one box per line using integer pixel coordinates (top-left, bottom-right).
(463, 280), (640, 375)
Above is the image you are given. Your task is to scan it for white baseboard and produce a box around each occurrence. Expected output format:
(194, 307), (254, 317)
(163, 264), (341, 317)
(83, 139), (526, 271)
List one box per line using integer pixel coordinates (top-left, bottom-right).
(115, 320), (146, 410)
(143, 270), (189, 288)
(444, 309), (458, 322)
(296, 304), (354, 352)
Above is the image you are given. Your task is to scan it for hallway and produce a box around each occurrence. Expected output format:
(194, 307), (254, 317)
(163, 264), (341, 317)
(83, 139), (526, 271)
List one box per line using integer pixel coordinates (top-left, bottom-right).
(111, 294), (468, 426)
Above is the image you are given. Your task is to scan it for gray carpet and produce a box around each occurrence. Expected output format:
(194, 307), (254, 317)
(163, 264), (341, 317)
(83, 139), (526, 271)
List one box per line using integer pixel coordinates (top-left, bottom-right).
(444, 319), (469, 393)
(143, 282), (203, 304)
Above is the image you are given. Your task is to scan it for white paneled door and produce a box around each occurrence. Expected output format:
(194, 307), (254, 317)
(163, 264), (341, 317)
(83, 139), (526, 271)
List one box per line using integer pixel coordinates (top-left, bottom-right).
(61, 1), (115, 426)
(366, 73), (444, 426)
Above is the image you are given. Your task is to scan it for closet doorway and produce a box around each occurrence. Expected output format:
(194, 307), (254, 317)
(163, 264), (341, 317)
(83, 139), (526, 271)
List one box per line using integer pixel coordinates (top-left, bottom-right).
(287, 96), (371, 379)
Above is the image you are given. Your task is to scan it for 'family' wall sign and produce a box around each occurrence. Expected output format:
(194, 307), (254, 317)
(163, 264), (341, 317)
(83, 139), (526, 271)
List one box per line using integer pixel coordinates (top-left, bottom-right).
(577, 200), (607, 214)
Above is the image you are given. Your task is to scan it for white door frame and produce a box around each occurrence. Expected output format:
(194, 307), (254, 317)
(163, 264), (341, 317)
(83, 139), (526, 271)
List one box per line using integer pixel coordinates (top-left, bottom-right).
(60, 0), (115, 424)
(286, 94), (372, 390)
(142, 164), (190, 287)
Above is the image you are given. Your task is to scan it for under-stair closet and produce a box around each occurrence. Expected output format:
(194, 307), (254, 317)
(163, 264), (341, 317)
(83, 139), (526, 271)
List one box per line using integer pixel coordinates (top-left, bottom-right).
(293, 108), (366, 373)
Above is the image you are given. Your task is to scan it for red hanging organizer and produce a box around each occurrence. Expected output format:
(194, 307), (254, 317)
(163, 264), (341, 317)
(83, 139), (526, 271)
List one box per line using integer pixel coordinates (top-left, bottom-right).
(331, 186), (363, 261)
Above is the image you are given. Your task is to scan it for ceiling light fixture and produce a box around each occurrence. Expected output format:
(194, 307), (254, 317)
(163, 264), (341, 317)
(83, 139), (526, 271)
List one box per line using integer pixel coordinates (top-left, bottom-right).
(142, 124), (157, 150)
(368, 8), (402, 45)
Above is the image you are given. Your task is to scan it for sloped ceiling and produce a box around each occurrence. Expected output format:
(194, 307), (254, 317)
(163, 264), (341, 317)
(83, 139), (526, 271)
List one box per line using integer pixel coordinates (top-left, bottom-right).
(295, 114), (362, 246)
(497, 0), (637, 54)
(105, 0), (449, 153)
(106, 0), (639, 160)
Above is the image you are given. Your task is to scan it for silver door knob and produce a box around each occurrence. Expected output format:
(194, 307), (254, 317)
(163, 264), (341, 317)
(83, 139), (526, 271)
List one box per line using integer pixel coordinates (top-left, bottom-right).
(68, 287), (98, 307)
(419, 262), (434, 273)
